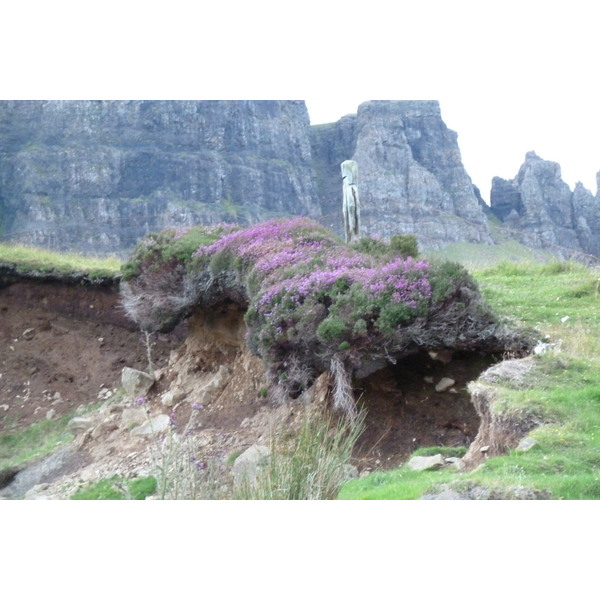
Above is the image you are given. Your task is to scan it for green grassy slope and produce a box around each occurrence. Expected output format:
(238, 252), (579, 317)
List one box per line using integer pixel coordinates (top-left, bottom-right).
(0, 243), (121, 278)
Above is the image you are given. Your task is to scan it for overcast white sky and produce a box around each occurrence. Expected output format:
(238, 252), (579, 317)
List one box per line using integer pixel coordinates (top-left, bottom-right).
(4, 1), (599, 200)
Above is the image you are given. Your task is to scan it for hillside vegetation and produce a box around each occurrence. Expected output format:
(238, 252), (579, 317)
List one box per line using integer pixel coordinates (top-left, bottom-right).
(121, 218), (529, 414)
(340, 260), (600, 499)
(0, 243), (121, 279)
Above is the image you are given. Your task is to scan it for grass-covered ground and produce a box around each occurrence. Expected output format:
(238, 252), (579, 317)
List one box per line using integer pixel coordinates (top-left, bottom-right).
(0, 243), (121, 278)
(340, 260), (600, 499)
(0, 415), (74, 472)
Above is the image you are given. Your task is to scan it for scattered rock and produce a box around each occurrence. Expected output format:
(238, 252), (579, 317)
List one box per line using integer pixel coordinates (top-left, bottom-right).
(428, 350), (454, 364)
(422, 488), (469, 500)
(68, 416), (95, 434)
(46, 409), (56, 420)
(188, 365), (230, 405)
(120, 408), (148, 428)
(0, 404), (9, 411)
(233, 445), (271, 486)
(517, 437), (537, 451)
(121, 367), (155, 399)
(407, 454), (445, 471)
(98, 387), (113, 400)
(22, 328), (36, 340)
(423, 376), (434, 384)
(91, 419), (119, 439)
(445, 457), (465, 470)
(160, 392), (175, 407)
(480, 445), (490, 452)
(435, 377), (456, 392)
(24, 484), (50, 500)
(130, 414), (170, 436)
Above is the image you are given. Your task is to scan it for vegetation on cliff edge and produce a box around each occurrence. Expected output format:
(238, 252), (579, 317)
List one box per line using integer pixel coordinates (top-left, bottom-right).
(121, 218), (529, 409)
(0, 243), (121, 280)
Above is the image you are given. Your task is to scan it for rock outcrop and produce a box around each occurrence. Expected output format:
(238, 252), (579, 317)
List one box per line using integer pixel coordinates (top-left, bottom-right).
(0, 101), (320, 254)
(490, 151), (600, 260)
(311, 101), (492, 249)
(1, 100), (497, 255)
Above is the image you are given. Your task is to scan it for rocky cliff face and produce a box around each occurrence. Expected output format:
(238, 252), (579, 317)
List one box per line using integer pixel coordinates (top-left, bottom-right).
(0, 101), (320, 254)
(490, 152), (600, 260)
(311, 101), (492, 249)
(1, 100), (496, 255)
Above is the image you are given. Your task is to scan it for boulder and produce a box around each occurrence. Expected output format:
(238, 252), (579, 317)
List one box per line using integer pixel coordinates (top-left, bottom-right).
(435, 377), (456, 392)
(517, 437), (537, 451)
(407, 454), (445, 471)
(233, 445), (271, 486)
(121, 367), (154, 399)
(130, 414), (170, 436)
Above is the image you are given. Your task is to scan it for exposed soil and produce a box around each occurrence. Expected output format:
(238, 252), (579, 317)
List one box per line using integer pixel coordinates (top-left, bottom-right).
(354, 351), (497, 470)
(0, 280), (185, 434)
(0, 277), (501, 498)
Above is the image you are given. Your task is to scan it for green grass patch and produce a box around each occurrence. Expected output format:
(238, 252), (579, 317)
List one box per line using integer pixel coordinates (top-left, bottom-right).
(71, 476), (157, 500)
(0, 243), (121, 278)
(0, 416), (74, 471)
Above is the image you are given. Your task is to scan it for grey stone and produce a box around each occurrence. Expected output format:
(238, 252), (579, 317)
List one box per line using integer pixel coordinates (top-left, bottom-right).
(444, 457), (465, 470)
(233, 445), (271, 486)
(160, 392), (175, 407)
(130, 414), (170, 436)
(422, 488), (469, 500)
(121, 367), (155, 399)
(407, 454), (445, 471)
(46, 409), (56, 420)
(435, 377), (456, 392)
(517, 437), (537, 451)
(120, 407), (148, 428)
(91, 419), (118, 439)
(22, 328), (35, 340)
(0, 446), (91, 499)
(68, 416), (94, 434)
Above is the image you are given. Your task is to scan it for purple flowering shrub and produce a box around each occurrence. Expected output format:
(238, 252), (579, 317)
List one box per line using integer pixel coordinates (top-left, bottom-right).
(122, 217), (521, 395)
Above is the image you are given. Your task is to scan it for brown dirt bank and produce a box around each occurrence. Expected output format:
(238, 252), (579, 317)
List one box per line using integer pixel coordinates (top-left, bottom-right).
(0, 278), (185, 433)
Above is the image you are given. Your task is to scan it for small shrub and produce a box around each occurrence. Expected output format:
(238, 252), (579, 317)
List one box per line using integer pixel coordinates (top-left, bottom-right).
(390, 234), (419, 258)
(317, 316), (348, 342)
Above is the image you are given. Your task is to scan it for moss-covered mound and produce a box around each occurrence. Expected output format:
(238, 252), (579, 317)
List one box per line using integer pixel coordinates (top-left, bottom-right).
(120, 218), (531, 396)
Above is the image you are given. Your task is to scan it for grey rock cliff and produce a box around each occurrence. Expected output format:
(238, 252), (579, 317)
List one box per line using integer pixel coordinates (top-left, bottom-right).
(0, 101), (320, 253)
(311, 101), (492, 249)
(490, 151), (600, 259)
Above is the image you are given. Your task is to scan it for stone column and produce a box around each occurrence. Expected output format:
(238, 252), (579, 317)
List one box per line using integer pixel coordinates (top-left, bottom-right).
(341, 160), (360, 243)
